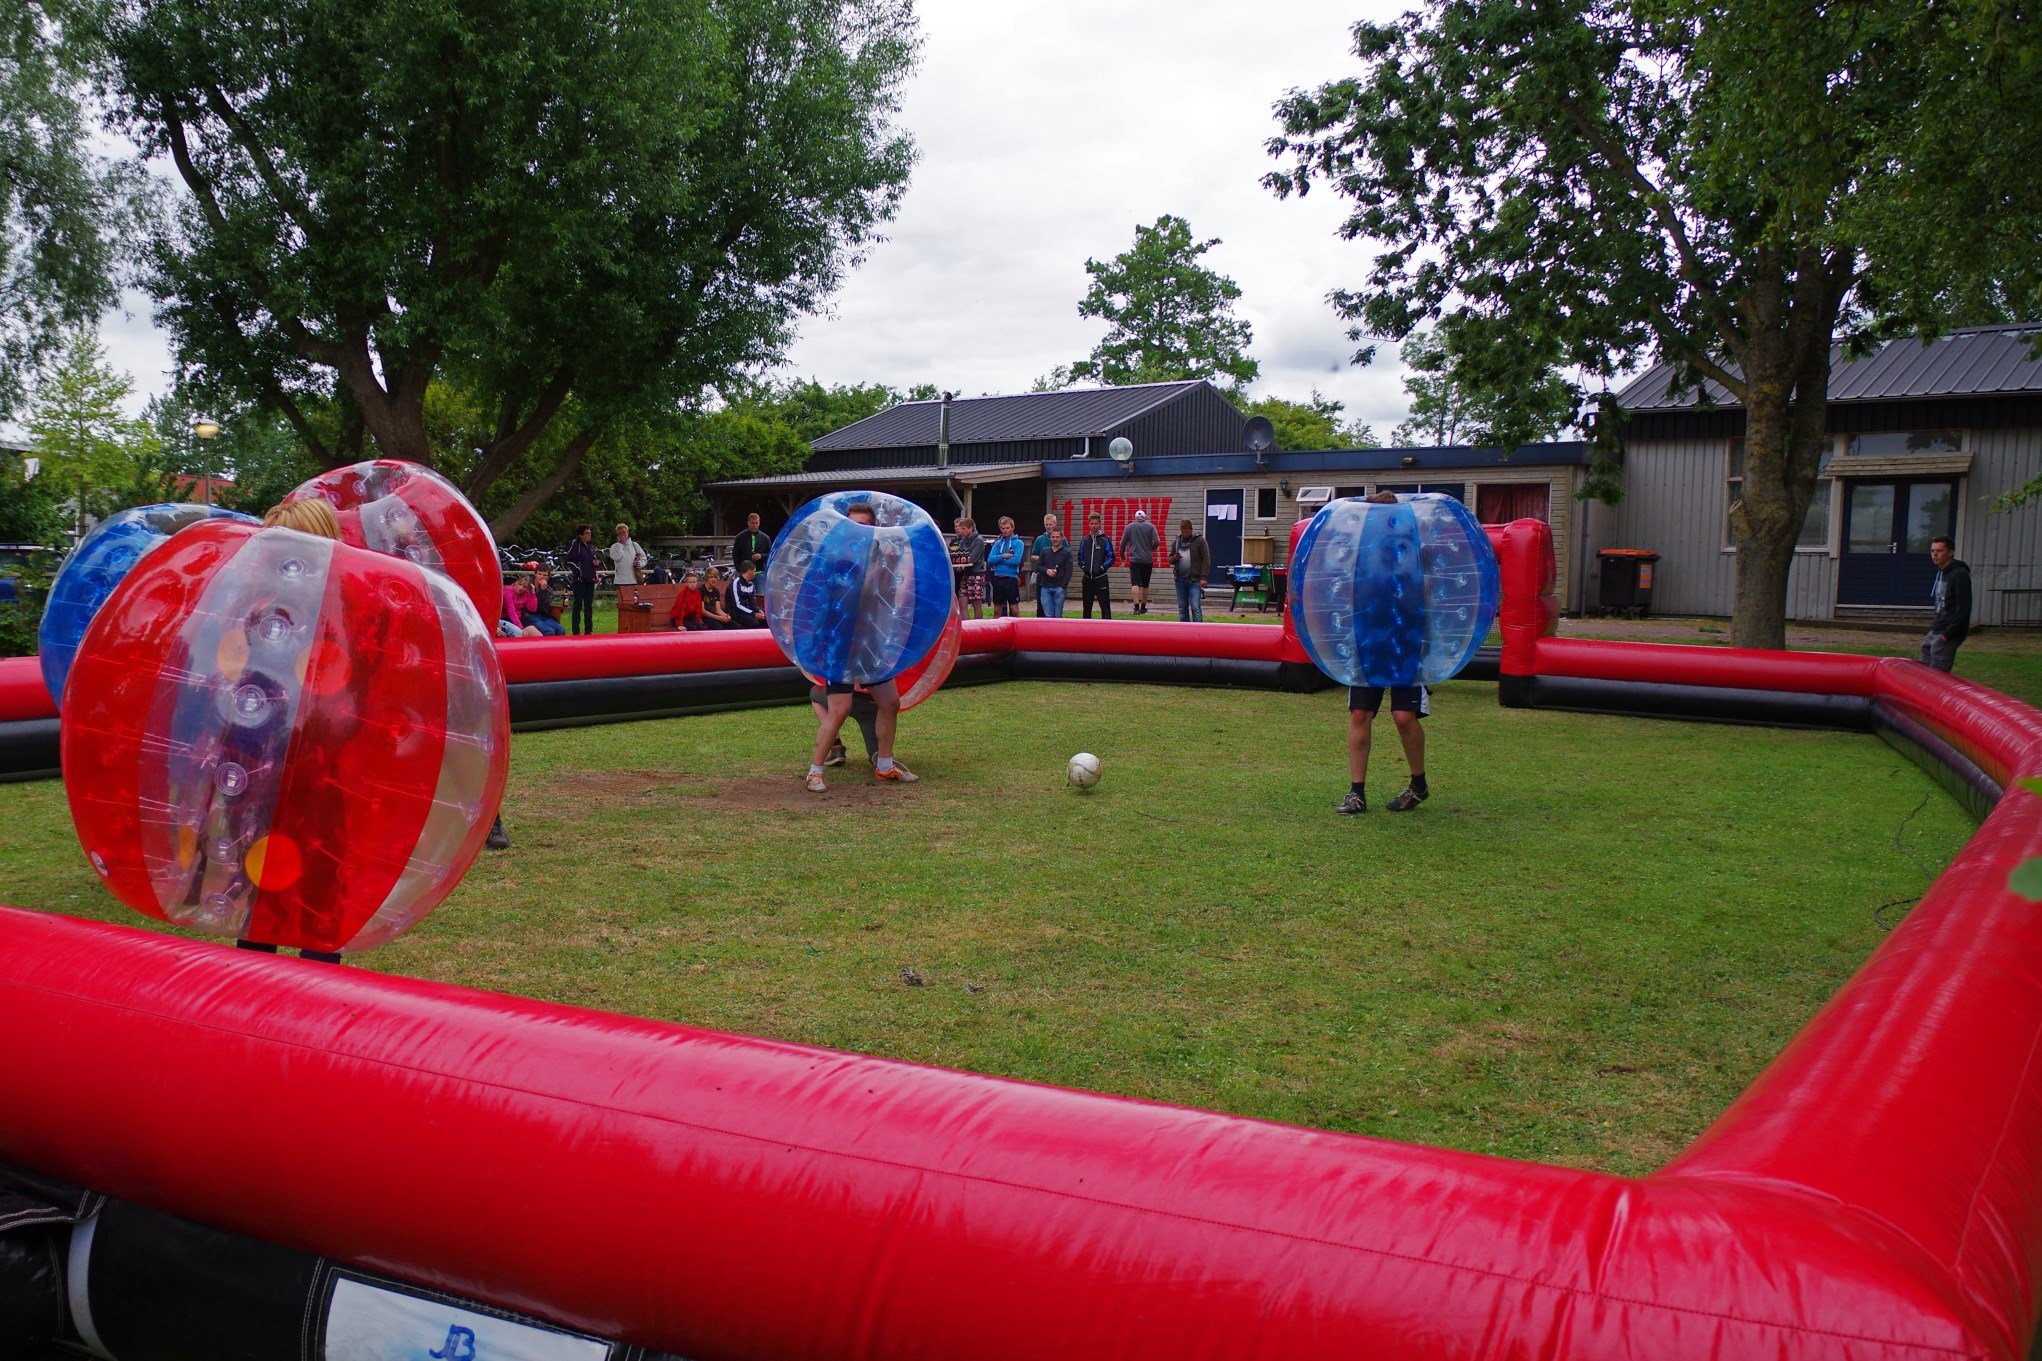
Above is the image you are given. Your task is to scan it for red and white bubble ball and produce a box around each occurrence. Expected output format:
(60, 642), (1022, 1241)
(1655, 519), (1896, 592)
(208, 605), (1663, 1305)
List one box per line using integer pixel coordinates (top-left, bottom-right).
(61, 519), (509, 954)
(287, 459), (500, 626)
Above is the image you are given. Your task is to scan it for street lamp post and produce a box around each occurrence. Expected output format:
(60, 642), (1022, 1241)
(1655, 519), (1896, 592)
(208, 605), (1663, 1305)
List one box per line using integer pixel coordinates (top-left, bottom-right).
(192, 418), (221, 505)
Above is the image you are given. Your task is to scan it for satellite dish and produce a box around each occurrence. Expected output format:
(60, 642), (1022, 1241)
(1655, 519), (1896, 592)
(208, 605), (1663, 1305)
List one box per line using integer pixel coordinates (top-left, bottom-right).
(1243, 416), (1275, 453)
(1108, 437), (1134, 463)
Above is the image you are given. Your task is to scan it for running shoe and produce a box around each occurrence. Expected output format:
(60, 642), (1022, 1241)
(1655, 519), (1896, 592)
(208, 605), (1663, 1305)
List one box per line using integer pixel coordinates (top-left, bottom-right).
(875, 764), (918, 783)
(1336, 791), (1366, 816)
(1386, 785), (1428, 812)
(804, 771), (827, 793)
(824, 744), (847, 767)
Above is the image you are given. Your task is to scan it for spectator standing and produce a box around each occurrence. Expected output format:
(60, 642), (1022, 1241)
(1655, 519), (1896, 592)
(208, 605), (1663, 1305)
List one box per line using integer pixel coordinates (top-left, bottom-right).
(1171, 519), (1210, 622)
(699, 572), (733, 628)
(1035, 527), (1073, 618)
(609, 522), (649, 586)
(951, 517), (989, 620)
(565, 524), (599, 635)
(1030, 512), (1061, 617)
(1119, 509), (1159, 615)
(986, 516), (1027, 619)
(1922, 536), (1971, 672)
(1076, 512), (1116, 619)
(669, 571), (707, 631)
(728, 561), (766, 627)
(733, 512), (772, 576)
(528, 569), (566, 636)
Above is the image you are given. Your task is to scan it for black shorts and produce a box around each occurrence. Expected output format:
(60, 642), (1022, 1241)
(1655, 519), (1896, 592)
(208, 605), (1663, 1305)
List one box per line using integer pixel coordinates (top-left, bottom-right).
(823, 681), (857, 697)
(1349, 685), (1430, 716)
(991, 575), (1021, 605)
(1127, 562), (1153, 588)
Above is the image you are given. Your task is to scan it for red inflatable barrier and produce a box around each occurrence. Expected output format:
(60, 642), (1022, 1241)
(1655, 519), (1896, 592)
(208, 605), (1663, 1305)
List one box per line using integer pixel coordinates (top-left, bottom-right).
(5, 516), (2042, 1357)
(1488, 519), (1559, 675)
(0, 655), (56, 722)
(1532, 636), (1883, 695)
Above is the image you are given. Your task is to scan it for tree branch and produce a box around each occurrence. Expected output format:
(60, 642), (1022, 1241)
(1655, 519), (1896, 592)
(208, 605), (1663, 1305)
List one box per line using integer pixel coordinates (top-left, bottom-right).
(1552, 96), (1744, 352)
(462, 364), (576, 500)
(487, 426), (600, 539)
(200, 84), (318, 239)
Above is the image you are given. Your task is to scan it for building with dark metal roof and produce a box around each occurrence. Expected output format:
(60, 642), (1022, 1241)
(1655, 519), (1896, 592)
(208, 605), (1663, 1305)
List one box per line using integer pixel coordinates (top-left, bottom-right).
(1592, 324), (2042, 625)
(709, 381), (1252, 542)
(805, 380), (1248, 470)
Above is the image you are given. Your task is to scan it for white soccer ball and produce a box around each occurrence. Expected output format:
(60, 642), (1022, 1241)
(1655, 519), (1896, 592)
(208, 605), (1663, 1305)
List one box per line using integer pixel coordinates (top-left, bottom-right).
(1066, 752), (1102, 789)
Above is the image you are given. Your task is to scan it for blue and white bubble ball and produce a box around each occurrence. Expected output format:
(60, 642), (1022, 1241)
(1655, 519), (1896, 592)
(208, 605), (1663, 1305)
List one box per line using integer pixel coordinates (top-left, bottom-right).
(39, 503), (259, 705)
(1290, 493), (1500, 688)
(765, 491), (954, 685)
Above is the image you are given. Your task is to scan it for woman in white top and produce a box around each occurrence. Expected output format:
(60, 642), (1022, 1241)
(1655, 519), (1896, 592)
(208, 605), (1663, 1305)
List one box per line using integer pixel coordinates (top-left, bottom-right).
(609, 522), (649, 585)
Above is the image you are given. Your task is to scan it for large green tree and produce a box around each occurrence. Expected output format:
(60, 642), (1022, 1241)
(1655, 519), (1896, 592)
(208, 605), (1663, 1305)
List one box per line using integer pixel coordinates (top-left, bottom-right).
(1, 1), (133, 417)
(25, 330), (165, 531)
(1243, 390), (1376, 450)
(1267, 0), (2042, 648)
(1391, 327), (1575, 448)
(102, 0), (918, 537)
(1057, 214), (1259, 393)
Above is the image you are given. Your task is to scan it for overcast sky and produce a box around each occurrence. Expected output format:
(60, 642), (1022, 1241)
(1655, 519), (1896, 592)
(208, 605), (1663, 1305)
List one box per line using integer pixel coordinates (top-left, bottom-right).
(82, 0), (1418, 438)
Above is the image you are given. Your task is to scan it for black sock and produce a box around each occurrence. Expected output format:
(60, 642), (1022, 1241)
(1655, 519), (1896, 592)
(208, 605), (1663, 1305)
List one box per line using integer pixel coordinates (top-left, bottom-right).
(1409, 772), (1428, 795)
(1350, 782), (1365, 798)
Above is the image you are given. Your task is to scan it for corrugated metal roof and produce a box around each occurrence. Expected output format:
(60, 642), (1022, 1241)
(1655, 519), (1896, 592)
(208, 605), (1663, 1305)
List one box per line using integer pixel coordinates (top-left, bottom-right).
(1616, 324), (2042, 412)
(703, 463), (1040, 490)
(810, 382), (1217, 451)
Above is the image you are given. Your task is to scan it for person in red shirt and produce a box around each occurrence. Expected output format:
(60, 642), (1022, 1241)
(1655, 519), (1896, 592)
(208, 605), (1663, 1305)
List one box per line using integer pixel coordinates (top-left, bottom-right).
(669, 570), (706, 631)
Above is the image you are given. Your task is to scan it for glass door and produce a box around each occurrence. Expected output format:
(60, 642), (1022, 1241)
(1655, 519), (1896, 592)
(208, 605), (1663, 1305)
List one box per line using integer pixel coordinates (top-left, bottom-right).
(1837, 480), (1956, 607)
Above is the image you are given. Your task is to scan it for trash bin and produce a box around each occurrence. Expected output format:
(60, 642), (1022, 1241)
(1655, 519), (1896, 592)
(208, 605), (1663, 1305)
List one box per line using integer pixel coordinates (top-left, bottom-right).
(1597, 549), (1660, 617)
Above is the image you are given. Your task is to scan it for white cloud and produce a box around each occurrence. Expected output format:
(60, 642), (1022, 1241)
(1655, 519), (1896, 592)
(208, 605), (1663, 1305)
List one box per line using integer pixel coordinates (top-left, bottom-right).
(77, 0), (1417, 438)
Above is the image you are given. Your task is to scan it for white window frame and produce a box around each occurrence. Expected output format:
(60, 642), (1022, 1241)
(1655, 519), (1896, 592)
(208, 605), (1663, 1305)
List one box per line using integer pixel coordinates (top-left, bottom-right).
(1724, 436), (1841, 555)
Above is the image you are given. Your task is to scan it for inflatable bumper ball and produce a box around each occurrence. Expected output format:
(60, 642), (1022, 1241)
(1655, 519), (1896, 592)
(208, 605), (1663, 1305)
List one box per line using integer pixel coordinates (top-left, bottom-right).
(38, 503), (259, 705)
(288, 460), (500, 626)
(1290, 493), (1500, 687)
(765, 491), (954, 685)
(61, 519), (510, 954)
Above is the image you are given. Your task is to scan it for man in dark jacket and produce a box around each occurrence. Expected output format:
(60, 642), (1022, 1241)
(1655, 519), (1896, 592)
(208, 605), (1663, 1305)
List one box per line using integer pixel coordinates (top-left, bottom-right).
(1035, 528), (1074, 618)
(1171, 519), (1211, 622)
(1076, 512), (1116, 619)
(565, 523), (600, 635)
(733, 512), (772, 576)
(1922, 536), (1971, 672)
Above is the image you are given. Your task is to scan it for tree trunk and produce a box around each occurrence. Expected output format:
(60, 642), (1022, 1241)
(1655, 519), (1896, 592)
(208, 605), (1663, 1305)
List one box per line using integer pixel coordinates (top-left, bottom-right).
(1723, 252), (1847, 650)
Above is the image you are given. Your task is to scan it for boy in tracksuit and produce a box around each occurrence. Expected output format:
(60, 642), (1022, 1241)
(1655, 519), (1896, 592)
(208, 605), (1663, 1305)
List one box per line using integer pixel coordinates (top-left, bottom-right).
(1077, 513), (1116, 619)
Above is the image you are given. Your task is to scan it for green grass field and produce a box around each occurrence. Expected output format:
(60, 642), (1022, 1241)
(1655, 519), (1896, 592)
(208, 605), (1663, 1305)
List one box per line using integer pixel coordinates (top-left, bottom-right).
(0, 671), (1985, 1177)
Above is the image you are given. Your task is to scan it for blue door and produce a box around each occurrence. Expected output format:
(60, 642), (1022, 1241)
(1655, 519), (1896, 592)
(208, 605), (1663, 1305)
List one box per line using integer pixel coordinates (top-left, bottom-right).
(1204, 489), (1244, 585)
(1837, 480), (1956, 607)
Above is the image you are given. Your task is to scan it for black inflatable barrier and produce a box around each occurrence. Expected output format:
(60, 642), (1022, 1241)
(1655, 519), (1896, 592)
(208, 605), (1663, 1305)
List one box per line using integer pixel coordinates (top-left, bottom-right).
(0, 1157), (692, 1361)
(1874, 700), (2003, 822)
(1519, 675), (1879, 731)
(0, 718), (57, 784)
(1009, 652), (1287, 690)
(509, 664), (815, 731)
(0, 1160), (96, 1359)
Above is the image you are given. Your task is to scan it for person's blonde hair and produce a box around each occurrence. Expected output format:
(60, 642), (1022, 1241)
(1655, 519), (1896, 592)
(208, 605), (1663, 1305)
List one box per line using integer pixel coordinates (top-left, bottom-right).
(262, 498), (341, 540)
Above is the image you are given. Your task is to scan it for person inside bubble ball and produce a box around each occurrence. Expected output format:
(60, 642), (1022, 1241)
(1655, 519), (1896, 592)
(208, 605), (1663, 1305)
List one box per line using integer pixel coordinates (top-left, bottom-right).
(1337, 492), (1430, 817)
(804, 501), (917, 793)
(266, 496), (516, 855)
(262, 497), (342, 538)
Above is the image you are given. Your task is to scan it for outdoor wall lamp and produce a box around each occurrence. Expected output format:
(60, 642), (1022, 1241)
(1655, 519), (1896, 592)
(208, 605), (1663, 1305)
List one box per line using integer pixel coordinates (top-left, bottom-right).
(1279, 477), (1290, 494)
(1400, 455), (1417, 467)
